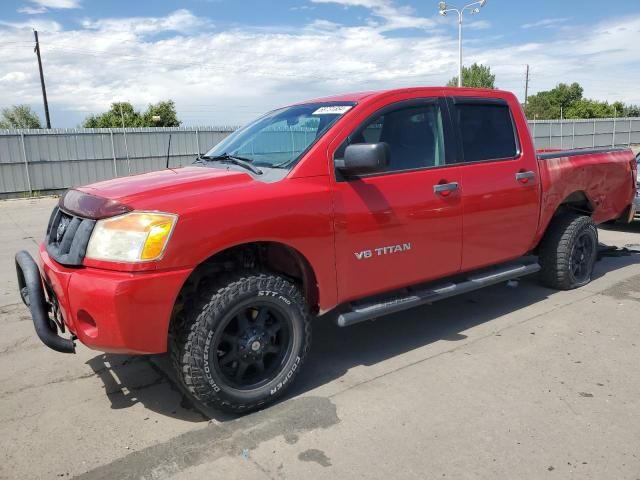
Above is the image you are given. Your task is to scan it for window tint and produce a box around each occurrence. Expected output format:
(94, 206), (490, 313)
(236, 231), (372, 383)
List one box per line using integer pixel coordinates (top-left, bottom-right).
(454, 103), (518, 162)
(337, 104), (445, 173)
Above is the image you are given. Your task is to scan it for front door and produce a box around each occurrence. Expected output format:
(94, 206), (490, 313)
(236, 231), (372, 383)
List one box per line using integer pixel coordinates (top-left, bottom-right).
(331, 98), (464, 304)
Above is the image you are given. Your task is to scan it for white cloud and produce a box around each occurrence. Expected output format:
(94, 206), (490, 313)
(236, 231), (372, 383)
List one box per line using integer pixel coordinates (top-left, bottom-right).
(0, 8), (638, 128)
(17, 0), (81, 16)
(311, 0), (435, 31)
(30, 0), (81, 8)
(467, 19), (491, 30)
(18, 6), (48, 14)
(80, 9), (209, 35)
(0, 19), (62, 31)
(522, 18), (567, 29)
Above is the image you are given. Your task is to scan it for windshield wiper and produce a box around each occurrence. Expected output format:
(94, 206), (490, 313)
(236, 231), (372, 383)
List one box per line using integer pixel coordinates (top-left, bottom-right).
(197, 153), (263, 175)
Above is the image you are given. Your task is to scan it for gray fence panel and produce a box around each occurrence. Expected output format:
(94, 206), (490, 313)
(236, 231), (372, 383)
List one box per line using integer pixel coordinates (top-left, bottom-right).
(0, 163), (29, 193)
(528, 117), (640, 152)
(1, 119), (639, 195)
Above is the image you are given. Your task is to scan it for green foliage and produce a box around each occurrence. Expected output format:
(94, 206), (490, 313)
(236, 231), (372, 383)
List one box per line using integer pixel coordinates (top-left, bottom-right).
(447, 63), (496, 89)
(565, 99), (616, 119)
(0, 105), (42, 129)
(82, 100), (181, 128)
(525, 83), (639, 119)
(142, 100), (181, 127)
(525, 83), (583, 119)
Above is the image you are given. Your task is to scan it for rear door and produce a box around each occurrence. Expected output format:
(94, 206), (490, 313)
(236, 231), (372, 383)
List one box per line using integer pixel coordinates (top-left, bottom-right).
(330, 96), (465, 303)
(447, 96), (540, 271)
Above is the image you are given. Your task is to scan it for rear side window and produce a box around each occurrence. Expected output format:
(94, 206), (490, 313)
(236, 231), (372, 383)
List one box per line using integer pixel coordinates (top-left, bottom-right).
(454, 102), (518, 162)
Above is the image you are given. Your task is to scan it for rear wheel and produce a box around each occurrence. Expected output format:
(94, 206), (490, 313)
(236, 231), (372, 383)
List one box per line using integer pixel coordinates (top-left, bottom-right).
(539, 213), (598, 290)
(172, 273), (312, 413)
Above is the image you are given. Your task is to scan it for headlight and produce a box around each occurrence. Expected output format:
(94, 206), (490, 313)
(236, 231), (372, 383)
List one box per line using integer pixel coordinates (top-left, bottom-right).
(86, 212), (178, 262)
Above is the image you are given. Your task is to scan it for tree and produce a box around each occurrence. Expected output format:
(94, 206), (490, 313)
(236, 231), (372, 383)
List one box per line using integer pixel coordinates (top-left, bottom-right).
(143, 100), (181, 127)
(447, 63), (496, 89)
(525, 83), (583, 119)
(523, 82), (640, 119)
(0, 105), (42, 129)
(82, 100), (181, 128)
(621, 103), (640, 117)
(565, 99), (615, 119)
(82, 102), (143, 128)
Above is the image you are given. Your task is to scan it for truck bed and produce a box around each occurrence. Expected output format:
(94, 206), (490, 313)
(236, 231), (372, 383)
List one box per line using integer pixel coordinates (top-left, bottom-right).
(534, 146), (636, 244)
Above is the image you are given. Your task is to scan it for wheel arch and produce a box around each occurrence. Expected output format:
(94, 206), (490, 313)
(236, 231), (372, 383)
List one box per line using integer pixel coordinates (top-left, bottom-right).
(534, 190), (594, 252)
(170, 241), (320, 337)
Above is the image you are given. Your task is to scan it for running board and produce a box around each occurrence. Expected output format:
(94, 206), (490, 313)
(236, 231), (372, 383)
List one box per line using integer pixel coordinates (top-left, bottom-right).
(336, 261), (541, 327)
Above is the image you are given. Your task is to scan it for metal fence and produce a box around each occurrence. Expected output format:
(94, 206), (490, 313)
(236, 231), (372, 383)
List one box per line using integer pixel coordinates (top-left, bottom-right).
(1, 118), (640, 196)
(0, 127), (236, 195)
(529, 117), (640, 150)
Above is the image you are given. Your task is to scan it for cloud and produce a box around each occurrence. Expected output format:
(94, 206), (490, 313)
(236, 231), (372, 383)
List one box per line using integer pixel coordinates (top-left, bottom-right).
(467, 19), (491, 30)
(0, 19), (62, 31)
(522, 18), (567, 29)
(30, 0), (81, 8)
(0, 8), (638, 128)
(80, 9), (210, 35)
(18, 0), (81, 15)
(18, 6), (48, 14)
(310, 0), (435, 31)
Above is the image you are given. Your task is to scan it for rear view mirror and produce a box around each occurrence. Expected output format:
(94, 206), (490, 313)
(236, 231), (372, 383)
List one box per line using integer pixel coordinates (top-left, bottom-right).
(335, 142), (390, 176)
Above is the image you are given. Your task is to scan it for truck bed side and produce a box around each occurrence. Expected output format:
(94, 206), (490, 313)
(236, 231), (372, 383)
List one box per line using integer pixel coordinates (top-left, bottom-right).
(533, 147), (636, 246)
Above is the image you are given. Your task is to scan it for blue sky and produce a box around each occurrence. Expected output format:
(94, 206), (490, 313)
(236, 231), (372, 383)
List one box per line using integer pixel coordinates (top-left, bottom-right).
(1, 0), (639, 127)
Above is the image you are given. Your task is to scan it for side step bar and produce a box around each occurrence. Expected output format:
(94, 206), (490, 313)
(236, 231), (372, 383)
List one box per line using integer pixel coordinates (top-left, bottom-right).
(336, 261), (541, 327)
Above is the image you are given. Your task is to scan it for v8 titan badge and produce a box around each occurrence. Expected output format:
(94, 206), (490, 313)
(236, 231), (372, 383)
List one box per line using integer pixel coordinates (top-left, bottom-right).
(354, 243), (412, 260)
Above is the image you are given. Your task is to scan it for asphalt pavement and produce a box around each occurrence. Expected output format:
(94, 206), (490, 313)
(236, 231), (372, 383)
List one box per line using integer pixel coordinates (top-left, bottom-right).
(1, 196), (639, 480)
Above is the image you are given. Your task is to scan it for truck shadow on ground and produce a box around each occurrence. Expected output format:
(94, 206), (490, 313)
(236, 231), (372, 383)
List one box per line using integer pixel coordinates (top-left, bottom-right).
(86, 253), (640, 423)
(599, 221), (640, 235)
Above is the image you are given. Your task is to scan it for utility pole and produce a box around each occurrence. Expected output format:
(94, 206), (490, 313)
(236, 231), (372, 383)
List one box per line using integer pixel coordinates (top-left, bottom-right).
(524, 64), (530, 109)
(33, 30), (51, 128)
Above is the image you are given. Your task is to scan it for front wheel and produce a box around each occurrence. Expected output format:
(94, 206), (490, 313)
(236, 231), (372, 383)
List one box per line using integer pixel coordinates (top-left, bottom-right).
(538, 213), (598, 290)
(172, 273), (312, 413)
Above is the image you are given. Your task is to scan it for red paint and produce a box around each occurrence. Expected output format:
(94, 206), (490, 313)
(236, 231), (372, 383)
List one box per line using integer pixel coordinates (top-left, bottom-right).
(37, 87), (635, 354)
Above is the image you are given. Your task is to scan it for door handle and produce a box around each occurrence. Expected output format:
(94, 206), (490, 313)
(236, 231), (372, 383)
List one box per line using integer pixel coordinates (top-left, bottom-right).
(516, 171), (536, 184)
(433, 182), (459, 196)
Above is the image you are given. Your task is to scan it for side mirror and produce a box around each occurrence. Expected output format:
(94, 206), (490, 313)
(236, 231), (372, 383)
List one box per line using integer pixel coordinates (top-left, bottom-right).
(335, 142), (390, 176)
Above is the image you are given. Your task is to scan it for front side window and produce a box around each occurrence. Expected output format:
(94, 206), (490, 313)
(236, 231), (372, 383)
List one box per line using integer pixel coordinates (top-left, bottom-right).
(337, 103), (446, 173)
(205, 102), (354, 169)
(454, 102), (518, 162)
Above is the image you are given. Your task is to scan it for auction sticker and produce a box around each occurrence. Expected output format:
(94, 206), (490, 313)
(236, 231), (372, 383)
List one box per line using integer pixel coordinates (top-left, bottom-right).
(313, 105), (353, 115)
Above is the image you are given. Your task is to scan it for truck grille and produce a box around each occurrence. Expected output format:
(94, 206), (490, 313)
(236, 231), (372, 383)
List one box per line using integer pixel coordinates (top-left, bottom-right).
(45, 206), (96, 266)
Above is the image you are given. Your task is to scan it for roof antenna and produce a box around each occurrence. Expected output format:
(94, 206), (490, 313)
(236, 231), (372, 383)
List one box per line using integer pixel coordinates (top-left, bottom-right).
(166, 133), (172, 169)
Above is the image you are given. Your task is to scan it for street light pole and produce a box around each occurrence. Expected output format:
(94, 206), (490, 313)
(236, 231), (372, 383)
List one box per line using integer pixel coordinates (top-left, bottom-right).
(438, 0), (488, 88)
(457, 13), (463, 87)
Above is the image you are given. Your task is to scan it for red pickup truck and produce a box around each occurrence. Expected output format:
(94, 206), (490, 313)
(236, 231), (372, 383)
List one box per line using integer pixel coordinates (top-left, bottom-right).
(15, 87), (637, 413)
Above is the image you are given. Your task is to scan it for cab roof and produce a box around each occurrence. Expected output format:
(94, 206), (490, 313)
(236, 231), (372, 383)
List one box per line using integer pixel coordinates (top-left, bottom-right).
(299, 86), (512, 105)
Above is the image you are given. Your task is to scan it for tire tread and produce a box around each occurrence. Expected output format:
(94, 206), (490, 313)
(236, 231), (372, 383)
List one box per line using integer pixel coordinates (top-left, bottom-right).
(171, 272), (311, 413)
(538, 213), (597, 290)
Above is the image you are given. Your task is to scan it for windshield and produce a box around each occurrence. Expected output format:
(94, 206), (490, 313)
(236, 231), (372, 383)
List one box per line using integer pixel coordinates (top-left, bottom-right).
(204, 102), (355, 169)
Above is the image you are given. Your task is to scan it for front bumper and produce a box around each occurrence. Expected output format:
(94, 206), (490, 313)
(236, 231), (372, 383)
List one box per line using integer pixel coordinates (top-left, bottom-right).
(15, 251), (76, 353)
(16, 244), (192, 354)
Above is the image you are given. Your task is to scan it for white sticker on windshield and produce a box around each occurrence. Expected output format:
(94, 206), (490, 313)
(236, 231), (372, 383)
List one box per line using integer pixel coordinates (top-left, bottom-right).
(312, 105), (353, 115)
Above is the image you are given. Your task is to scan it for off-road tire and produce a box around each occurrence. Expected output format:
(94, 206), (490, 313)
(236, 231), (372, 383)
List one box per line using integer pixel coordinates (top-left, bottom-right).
(538, 213), (598, 290)
(171, 273), (312, 413)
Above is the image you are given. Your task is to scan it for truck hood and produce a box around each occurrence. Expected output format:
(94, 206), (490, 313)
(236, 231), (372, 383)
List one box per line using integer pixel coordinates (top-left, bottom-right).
(78, 166), (254, 206)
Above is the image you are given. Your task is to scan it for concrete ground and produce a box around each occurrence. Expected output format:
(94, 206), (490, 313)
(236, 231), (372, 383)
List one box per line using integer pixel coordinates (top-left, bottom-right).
(1, 196), (639, 480)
